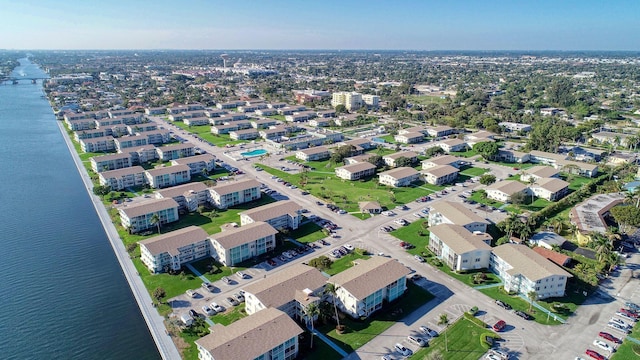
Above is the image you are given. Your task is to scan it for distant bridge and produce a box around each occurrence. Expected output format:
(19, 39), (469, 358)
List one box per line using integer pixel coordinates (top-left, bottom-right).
(0, 76), (49, 84)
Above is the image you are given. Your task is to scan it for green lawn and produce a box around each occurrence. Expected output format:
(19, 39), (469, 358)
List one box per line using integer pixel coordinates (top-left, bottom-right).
(410, 317), (495, 360)
(459, 166), (489, 177)
(211, 303), (247, 325)
(298, 335), (343, 360)
(324, 252), (371, 275)
(256, 164), (432, 212)
(611, 320), (640, 360)
(172, 123), (247, 147)
(478, 286), (564, 325)
(406, 94), (448, 105)
(390, 220), (431, 256)
(450, 149), (478, 158)
(562, 173), (593, 191)
(266, 114), (286, 121)
(132, 258), (203, 299)
(486, 160), (535, 169)
(321, 283), (434, 352)
(289, 222), (326, 243)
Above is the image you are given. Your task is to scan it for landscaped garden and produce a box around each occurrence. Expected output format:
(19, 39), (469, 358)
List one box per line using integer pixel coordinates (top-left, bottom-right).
(172, 122), (248, 147)
(478, 286), (566, 325)
(390, 220), (431, 256)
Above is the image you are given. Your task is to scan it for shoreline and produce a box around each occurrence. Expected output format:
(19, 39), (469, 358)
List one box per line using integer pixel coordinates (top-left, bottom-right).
(54, 119), (181, 360)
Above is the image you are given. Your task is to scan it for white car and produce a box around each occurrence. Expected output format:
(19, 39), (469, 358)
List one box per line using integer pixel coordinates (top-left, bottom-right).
(607, 322), (630, 333)
(381, 211), (395, 216)
(615, 311), (638, 322)
(344, 244), (355, 251)
(210, 302), (225, 313)
(489, 349), (509, 359)
(394, 343), (413, 356)
(593, 339), (615, 353)
(610, 317), (631, 329)
(419, 326), (438, 338)
(485, 354), (501, 360)
(201, 305), (215, 316)
(407, 335), (427, 347)
(413, 212), (423, 218)
(237, 271), (249, 279)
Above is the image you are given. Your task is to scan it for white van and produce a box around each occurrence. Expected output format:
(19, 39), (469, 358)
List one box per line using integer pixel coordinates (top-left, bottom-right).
(180, 313), (193, 326)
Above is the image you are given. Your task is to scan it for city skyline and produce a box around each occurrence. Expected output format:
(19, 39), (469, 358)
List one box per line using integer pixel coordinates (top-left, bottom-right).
(2, 0), (639, 51)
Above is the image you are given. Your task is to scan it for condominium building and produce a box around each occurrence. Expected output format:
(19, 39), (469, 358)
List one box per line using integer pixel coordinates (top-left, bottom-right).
(155, 182), (210, 212)
(485, 180), (530, 203)
(90, 153), (132, 173)
(80, 136), (116, 153)
(210, 222), (278, 266)
(118, 198), (179, 233)
(114, 135), (148, 152)
(155, 143), (196, 161)
(144, 165), (191, 189)
(383, 151), (418, 167)
(335, 162), (377, 180)
(139, 226), (210, 273)
(331, 92), (363, 111)
(378, 167), (420, 187)
(428, 201), (489, 233)
(327, 257), (411, 318)
(240, 200), (303, 230)
(295, 146), (330, 161)
(195, 308), (304, 360)
(421, 155), (462, 170)
(98, 166), (146, 191)
(520, 166), (560, 183)
(170, 154), (216, 175)
(530, 178), (570, 202)
(422, 164), (459, 185)
(428, 224), (492, 271)
(208, 179), (261, 209)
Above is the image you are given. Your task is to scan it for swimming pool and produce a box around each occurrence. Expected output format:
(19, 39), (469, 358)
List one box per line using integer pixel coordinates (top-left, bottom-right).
(240, 149), (268, 157)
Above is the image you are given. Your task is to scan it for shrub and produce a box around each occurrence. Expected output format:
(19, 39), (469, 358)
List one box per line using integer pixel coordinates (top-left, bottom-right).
(480, 333), (500, 349)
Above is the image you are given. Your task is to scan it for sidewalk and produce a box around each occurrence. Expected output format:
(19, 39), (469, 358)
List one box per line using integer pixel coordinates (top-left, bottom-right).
(517, 294), (566, 324)
(307, 326), (349, 358)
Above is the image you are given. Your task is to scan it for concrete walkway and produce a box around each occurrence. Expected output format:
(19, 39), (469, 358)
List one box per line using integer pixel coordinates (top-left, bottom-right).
(474, 282), (503, 290)
(307, 326), (350, 357)
(185, 263), (210, 283)
(517, 294), (567, 324)
(626, 336), (640, 345)
(56, 121), (181, 360)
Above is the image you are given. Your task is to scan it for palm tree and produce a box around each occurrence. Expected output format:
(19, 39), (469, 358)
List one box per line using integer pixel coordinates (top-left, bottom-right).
(520, 223), (533, 242)
(549, 219), (564, 234)
(438, 313), (450, 352)
(324, 283), (341, 330)
(593, 233), (613, 265)
(527, 290), (537, 313)
(304, 303), (320, 349)
(149, 213), (161, 234)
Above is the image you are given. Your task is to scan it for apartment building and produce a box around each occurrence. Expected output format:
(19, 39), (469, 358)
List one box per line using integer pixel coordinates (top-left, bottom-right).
(295, 146), (330, 161)
(114, 135), (148, 152)
(335, 162), (377, 180)
(431, 138), (468, 153)
(378, 167), (420, 187)
(394, 132), (424, 144)
(243, 264), (327, 320)
(250, 118), (278, 129)
(520, 166), (560, 183)
(208, 179), (261, 209)
(211, 124), (239, 135)
(170, 154), (215, 176)
(156, 143), (196, 161)
(80, 136), (116, 153)
(139, 226), (210, 273)
(428, 201), (489, 233)
(422, 164), (459, 185)
(327, 257), (411, 319)
(195, 308), (304, 360)
(230, 128), (259, 140)
(74, 128), (106, 141)
(383, 151), (418, 167)
(210, 221), (278, 266)
(98, 166), (146, 191)
(118, 198), (179, 233)
(155, 182), (210, 212)
(428, 224), (492, 271)
(530, 178), (570, 201)
(490, 244), (572, 299)
(240, 200), (303, 230)
(421, 154), (462, 170)
(144, 165), (191, 189)
(126, 145), (158, 165)
(90, 152), (132, 173)
(331, 91), (363, 111)
(426, 125), (454, 137)
(485, 180), (530, 203)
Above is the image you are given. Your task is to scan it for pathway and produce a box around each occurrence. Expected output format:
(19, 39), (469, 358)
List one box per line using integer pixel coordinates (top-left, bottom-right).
(307, 326), (350, 358)
(626, 336), (640, 345)
(185, 263), (210, 283)
(474, 282), (503, 290)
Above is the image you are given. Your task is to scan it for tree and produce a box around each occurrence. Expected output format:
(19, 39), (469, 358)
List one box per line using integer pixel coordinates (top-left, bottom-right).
(394, 156), (414, 167)
(152, 287), (166, 303)
(334, 104), (347, 114)
(479, 174), (496, 185)
(93, 185), (111, 198)
(324, 283), (341, 330)
(527, 290), (537, 313)
(473, 141), (499, 160)
(150, 213), (161, 234)
(304, 303), (320, 349)
(425, 146), (445, 158)
(438, 313), (450, 352)
(510, 191), (526, 205)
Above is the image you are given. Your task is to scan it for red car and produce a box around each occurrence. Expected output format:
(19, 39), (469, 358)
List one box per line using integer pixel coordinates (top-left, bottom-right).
(492, 320), (506, 332)
(598, 331), (622, 344)
(620, 308), (639, 318)
(585, 349), (605, 360)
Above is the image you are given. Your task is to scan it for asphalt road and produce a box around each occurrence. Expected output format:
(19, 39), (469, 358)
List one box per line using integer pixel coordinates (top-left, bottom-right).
(153, 117), (640, 360)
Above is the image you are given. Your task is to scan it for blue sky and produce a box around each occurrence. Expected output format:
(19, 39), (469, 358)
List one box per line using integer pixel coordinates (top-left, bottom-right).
(1, 0), (639, 50)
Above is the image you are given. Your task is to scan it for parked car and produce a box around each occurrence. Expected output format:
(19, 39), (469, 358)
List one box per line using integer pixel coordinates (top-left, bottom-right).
(607, 322), (630, 333)
(598, 331), (622, 344)
(234, 292), (245, 302)
(237, 271), (249, 279)
(468, 306), (479, 316)
(202, 305), (215, 316)
(267, 258), (277, 266)
(514, 310), (533, 320)
(186, 289), (199, 298)
(222, 276), (232, 284)
(585, 349), (606, 360)
(625, 301), (640, 311)
(495, 300), (512, 310)
(394, 343), (413, 356)
(610, 317), (631, 329)
(615, 311), (638, 322)
(620, 308), (639, 317)
(488, 349), (509, 360)
(592, 339), (615, 353)
(419, 326), (438, 338)
(414, 254), (426, 262)
(492, 320), (506, 332)
(226, 296), (240, 306)
(210, 302), (225, 313)
(188, 309), (198, 318)
(407, 335), (427, 347)
(202, 282), (216, 293)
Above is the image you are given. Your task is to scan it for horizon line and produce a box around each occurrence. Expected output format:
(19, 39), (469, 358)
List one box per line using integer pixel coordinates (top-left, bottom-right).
(3, 48), (640, 53)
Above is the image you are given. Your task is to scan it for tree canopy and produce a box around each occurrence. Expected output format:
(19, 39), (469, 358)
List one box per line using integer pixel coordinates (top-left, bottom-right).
(473, 141), (499, 160)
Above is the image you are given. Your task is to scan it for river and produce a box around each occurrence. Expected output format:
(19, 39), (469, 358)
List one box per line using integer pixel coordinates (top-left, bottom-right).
(0, 58), (160, 359)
